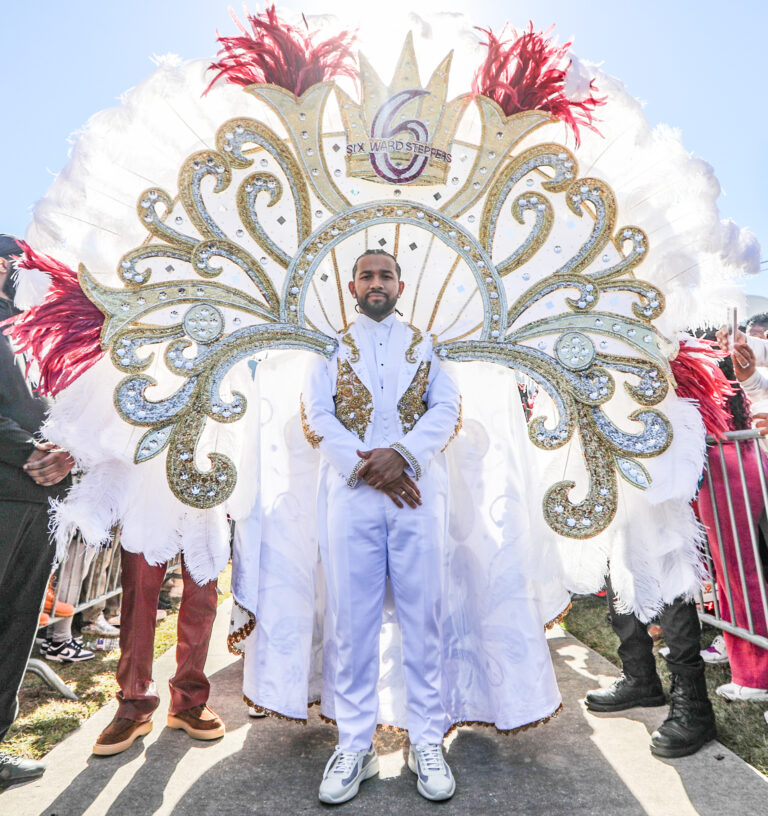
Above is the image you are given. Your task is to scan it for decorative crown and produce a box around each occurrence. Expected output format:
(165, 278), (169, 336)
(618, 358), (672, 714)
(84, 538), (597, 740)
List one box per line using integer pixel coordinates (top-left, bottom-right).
(336, 33), (469, 186)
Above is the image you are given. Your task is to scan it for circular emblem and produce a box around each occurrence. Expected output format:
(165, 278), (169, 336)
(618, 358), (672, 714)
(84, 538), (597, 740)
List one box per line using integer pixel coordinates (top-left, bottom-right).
(554, 331), (596, 370)
(183, 304), (224, 343)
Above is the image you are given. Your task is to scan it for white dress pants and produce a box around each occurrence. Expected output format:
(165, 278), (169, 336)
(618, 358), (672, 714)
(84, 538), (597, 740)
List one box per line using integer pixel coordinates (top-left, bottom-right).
(322, 470), (447, 750)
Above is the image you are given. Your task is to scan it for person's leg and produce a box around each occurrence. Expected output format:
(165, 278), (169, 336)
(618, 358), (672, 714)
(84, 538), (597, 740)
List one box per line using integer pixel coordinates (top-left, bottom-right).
(658, 595), (704, 678)
(0, 501), (53, 785)
(606, 576), (659, 680)
(386, 474), (446, 746)
(386, 476), (455, 803)
(46, 541), (96, 663)
(317, 481), (385, 805)
(584, 574), (664, 711)
(322, 482), (388, 751)
(114, 549), (166, 721)
(167, 556), (218, 715)
(94, 549), (166, 756)
(0, 502), (54, 742)
(651, 596), (716, 757)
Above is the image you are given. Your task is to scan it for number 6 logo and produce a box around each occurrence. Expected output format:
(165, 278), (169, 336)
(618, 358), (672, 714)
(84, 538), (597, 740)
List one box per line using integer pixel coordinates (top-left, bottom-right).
(369, 89), (430, 184)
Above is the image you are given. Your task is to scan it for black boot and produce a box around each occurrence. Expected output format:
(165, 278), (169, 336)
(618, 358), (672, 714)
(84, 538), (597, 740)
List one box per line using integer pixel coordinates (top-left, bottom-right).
(650, 673), (717, 758)
(585, 673), (666, 712)
(0, 752), (46, 788)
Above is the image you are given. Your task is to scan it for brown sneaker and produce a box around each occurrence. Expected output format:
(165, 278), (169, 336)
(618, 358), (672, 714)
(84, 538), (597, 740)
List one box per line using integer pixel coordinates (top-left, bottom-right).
(93, 717), (152, 756)
(167, 705), (225, 740)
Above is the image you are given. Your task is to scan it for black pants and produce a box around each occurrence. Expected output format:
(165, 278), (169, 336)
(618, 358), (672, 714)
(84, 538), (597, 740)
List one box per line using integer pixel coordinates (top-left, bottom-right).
(606, 575), (704, 680)
(0, 501), (55, 742)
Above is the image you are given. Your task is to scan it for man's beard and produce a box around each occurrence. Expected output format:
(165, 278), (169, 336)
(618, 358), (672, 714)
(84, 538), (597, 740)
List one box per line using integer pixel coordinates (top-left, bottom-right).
(356, 290), (398, 319)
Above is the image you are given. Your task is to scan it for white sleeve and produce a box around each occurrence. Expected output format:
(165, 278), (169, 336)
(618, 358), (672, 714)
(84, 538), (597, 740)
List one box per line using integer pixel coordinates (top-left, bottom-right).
(302, 357), (366, 487)
(741, 369), (768, 406)
(390, 355), (461, 480)
(746, 335), (768, 367)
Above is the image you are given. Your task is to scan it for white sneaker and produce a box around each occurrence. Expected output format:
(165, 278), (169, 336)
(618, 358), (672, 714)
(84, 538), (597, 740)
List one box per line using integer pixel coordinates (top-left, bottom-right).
(716, 682), (768, 702)
(408, 743), (456, 801)
(45, 637), (95, 663)
(701, 635), (729, 664)
(318, 745), (379, 804)
(81, 613), (120, 637)
(248, 706), (266, 718)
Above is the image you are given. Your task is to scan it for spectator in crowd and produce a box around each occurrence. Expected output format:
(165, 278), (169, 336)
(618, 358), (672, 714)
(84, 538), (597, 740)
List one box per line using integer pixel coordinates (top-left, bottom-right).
(747, 313), (768, 340)
(0, 235), (75, 788)
(39, 539), (99, 663)
(695, 339), (768, 701)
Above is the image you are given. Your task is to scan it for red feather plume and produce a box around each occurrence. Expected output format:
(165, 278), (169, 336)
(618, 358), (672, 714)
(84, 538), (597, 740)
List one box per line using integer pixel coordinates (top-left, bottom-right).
(670, 339), (736, 439)
(2, 243), (105, 397)
(472, 23), (604, 146)
(206, 5), (358, 97)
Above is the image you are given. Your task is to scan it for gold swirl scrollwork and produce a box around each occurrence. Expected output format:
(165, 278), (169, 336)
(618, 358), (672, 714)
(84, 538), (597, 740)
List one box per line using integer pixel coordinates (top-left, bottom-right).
(177, 150), (233, 240)
(166, 396), (237, 509)
(479, 143), (577, 262)
(136, 188), (197, 250)
(215, 116), (313, 244)
(558, 178), (617, 276)
(542, 403), (619, 538)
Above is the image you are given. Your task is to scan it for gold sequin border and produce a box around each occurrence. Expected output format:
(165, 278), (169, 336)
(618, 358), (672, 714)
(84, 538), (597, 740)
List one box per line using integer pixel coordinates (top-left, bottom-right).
(227, 602), (256, 657)
(242, 695), (563, 739)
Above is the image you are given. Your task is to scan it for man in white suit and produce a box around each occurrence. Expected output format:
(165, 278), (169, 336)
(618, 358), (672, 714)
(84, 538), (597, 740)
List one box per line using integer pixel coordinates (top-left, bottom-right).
(302, 249), (461, 804)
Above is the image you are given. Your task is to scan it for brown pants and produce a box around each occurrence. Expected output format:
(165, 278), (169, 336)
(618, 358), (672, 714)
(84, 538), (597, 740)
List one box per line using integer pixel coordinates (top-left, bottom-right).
(116, 549), (218, 721)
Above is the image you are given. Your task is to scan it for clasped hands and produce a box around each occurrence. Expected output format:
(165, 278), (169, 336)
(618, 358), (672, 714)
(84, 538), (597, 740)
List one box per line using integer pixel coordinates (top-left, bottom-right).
(23, 441), (75, 487)
(715, 326), (768, 437)
(355, 448), (422, 509)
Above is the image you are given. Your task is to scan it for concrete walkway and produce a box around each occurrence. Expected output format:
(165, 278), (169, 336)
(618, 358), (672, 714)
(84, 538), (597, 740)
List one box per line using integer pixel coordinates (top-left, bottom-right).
(5, 600), (768, 816)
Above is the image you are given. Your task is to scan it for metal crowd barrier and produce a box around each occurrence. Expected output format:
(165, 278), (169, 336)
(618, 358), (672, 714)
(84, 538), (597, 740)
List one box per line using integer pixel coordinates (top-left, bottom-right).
(696, 430), (768, 651)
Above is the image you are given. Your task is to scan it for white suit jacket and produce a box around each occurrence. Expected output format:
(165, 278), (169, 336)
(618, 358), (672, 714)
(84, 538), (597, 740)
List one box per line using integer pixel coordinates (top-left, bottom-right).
(302, 318), (461, 486)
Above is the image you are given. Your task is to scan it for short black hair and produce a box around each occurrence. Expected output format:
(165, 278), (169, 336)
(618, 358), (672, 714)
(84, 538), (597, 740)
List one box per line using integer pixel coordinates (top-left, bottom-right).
(747, 312), (768, 331)
(351, 249), (401, 279)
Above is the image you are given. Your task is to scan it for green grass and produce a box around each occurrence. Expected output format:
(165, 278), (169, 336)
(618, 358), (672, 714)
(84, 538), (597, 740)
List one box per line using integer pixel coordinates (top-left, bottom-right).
(4, 564), (232, 760)
(563, 594), (768, 776)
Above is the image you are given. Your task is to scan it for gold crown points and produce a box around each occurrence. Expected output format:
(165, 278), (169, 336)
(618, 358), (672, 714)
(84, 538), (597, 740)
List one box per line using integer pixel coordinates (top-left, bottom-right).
(337, 32), (469, 186)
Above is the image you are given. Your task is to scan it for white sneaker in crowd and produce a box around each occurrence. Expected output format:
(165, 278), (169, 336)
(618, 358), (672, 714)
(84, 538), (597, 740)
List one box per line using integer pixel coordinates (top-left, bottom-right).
(716, 682), (768, 702)
(81, 613), (120, 637)
(318, 745), (379, 804)
(248, 706), (267, 718)
(408, 743), (456, 801)
(45, 637), (96, 663)
(701, 635), (729, 664)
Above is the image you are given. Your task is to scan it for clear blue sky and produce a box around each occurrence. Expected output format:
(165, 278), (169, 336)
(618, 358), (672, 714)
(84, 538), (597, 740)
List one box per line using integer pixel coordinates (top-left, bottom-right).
(3, 0), (766, 295)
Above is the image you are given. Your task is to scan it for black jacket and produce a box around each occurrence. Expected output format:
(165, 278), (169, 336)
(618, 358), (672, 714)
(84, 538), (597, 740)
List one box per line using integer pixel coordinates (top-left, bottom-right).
(0, 299), (71, 504)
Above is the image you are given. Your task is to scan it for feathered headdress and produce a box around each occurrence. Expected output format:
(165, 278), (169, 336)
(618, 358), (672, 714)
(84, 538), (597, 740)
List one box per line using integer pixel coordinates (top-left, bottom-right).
(206, 5), (358, 96)
(472, 23), (604, 145)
